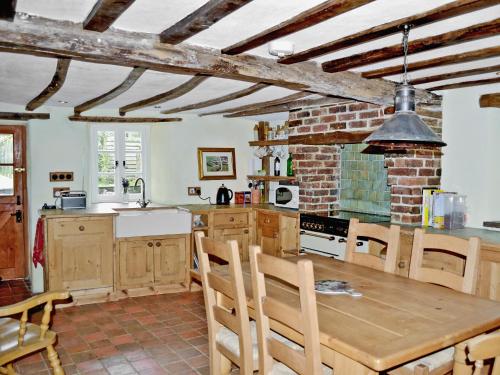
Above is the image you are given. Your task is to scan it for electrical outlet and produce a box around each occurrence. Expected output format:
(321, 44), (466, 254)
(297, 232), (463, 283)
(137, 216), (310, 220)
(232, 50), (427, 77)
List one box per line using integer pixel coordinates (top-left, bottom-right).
(53, 187), (70, 197)
(50, 171), (74, 182)
(188, 187), (201, 196)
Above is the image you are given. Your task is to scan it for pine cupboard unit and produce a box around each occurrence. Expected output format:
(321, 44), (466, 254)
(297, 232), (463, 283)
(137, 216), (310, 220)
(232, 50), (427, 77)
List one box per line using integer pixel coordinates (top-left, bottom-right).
(115, 234), (189, 291)
(255, 209), (299, 257)
(44, 216), (114, 294)
(210, 210), (252, 262)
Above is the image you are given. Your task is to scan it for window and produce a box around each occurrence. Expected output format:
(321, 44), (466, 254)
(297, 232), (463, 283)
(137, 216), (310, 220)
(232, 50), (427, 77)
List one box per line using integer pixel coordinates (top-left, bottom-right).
(90, 125), (149, 203)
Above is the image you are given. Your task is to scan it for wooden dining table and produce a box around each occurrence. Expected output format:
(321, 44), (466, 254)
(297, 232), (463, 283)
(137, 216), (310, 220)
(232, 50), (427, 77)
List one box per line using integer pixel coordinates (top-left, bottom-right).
(234, 254), (500, 374)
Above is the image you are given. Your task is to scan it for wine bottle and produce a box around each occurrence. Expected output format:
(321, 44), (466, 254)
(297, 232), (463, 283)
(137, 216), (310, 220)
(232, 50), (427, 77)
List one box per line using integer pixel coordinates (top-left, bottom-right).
(274, 157), (280, 176)
(286, 153), (294, 176)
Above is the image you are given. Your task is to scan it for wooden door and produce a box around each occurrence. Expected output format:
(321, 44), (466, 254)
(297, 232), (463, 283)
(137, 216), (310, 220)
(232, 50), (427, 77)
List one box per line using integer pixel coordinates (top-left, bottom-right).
(47, 217), (113, 290)
(118, 239), (154, 288)
(256, 212), (280, 257)
(0, 126), (27, 279)
(279, 215), (299, 257)
(213, 227), (250, 262)
(154, 236), (188, 285)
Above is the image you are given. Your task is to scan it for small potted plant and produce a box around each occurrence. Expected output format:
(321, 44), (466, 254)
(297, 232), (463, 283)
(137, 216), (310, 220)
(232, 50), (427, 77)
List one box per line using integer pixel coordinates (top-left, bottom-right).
(121, 178), (130, 202)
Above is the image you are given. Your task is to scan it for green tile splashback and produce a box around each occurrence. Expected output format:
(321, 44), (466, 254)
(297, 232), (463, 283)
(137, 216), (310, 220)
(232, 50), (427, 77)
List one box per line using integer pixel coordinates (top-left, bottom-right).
(340, 143), (390, 215)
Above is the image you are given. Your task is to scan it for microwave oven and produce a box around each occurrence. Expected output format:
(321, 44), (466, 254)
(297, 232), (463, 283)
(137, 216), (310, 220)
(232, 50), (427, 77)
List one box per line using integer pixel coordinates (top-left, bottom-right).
(269, 182), (299, 209)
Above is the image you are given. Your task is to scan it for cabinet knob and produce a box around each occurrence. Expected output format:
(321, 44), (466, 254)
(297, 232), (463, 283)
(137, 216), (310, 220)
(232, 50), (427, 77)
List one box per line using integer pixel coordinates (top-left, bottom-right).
(264, 218), (271, 224)
(273, 232), (278, 239)
(244, 229), (249, 234)
(398, 261), (407, 269)
(148, 242), (153, 247)
(229, 217), (235, 222)
(156, 242), (161, 247)
(79, 225), (85, 232)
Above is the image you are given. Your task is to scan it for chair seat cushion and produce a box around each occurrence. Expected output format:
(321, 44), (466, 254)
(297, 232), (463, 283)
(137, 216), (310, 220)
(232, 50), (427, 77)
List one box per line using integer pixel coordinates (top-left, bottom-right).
(401, 347), (454, 371)
(0, 318), (56, 366)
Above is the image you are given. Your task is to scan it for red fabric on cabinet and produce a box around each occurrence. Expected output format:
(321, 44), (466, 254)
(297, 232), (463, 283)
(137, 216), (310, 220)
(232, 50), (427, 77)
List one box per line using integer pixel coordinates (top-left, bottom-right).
(33, 217), (45, 268)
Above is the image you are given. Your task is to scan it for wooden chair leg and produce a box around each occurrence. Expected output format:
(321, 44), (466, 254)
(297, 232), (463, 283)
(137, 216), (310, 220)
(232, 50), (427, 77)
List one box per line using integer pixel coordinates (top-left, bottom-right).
(220, 353), (232, 375)
(453, 341), (473, 375)
(46, 345), (64, 375)
(5, 364), (16, 375)
(414, 364), (430, 375)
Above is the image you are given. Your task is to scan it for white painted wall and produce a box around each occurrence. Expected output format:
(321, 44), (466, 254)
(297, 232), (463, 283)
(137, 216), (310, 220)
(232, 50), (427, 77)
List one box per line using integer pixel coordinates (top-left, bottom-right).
(0, 103), (254, 292)
(441, 85), (500, 229)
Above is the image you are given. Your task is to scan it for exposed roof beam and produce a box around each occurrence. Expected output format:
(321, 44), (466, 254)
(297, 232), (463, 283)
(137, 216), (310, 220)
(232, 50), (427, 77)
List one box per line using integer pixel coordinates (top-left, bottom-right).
(361, 46), (500, 79)
(160, 0), (254, 44)
(0, 16), (438, 106)
(289, 130), (373, 145)
(200, 92), (312, 116)
(68, 115), (182, 123)
(74, 67), (146, 115)
(0, 111), (49, 120)
(427, 76), (500, 91)
(479, 93), (500, 107)
(279, 0), (499, 64)
(160, 82), (269, 114)
(0, 0), (16, 21)
(119, 75), (209, 115)
(223, 96), (347, 117)
(25, 58), (71, 111)
(322, 18), (500, 72)
(411, 64), (500, 85)
(222, 0), (374, 55)
(83, 0), (136, 32)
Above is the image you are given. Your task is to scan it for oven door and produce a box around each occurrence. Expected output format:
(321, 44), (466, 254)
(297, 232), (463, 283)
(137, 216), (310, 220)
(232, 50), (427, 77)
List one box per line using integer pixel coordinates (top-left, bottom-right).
(275, 187), (293, 205)
(300, 230), (346, 260)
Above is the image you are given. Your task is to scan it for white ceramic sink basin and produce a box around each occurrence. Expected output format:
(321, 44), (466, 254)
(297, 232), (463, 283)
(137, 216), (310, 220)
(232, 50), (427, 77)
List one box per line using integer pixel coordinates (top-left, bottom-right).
(115, 207), (192, 238)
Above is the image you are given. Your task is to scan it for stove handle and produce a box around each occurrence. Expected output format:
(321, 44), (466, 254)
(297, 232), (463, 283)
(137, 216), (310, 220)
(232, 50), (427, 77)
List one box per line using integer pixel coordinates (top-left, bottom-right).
(356, 241), (364, 247)
(338, 238), (346, 243)
(300, 230), (335, 241)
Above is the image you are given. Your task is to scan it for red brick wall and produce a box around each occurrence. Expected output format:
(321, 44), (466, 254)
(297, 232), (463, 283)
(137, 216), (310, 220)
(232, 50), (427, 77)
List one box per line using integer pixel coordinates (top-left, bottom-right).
(288, 101), (443, 223)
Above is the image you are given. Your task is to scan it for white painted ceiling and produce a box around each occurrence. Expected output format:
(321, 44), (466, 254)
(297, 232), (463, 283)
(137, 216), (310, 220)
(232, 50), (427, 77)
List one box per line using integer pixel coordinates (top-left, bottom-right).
(1, 0), (499, 118)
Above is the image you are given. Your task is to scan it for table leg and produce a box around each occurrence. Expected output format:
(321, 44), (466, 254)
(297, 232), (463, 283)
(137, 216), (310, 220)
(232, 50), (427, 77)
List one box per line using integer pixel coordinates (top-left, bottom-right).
(333, 350), (378, 375)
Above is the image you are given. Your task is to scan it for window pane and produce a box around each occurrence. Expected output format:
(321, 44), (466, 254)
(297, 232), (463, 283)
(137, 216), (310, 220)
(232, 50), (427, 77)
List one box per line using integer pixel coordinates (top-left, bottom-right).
(124, 175), (142, 194)
(0, 134), (13, 164)
(97, 131), (115, 152)
(98, 174), (115, 196)
(98, 151), (116, 173)
(125, 131), (142, 173)
(0, 166), (14, 196)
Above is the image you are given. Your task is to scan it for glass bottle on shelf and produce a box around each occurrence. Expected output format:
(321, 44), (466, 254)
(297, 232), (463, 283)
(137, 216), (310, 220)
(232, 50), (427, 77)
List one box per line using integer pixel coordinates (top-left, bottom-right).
(253, 124), (259, 140)
(274, 157), (280, 176)
(286, 153), (294, 176)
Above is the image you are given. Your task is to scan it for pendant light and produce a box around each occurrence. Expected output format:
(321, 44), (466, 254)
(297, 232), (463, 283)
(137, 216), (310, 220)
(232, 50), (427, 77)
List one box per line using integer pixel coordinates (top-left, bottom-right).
(364, 25), (446, 149)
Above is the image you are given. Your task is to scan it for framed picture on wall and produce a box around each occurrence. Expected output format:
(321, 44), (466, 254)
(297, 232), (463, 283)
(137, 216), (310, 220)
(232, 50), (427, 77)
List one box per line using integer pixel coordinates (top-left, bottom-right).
(197, 147), (236, 180)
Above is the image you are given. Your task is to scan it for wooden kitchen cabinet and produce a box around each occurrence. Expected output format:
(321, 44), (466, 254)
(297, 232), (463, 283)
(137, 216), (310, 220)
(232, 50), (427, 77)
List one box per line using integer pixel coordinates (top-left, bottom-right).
(116, 234), (189, 290)
(45, 216), (114, 292)
(255, 210), (299, 257)
(213, 227), (251, 262)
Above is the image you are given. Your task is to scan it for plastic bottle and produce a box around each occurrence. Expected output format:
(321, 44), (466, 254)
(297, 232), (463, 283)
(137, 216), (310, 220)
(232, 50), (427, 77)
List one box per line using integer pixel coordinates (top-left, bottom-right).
(274, 157), (281, 176)
(253, 124), (259, 141)
(286, 153), (294, 176)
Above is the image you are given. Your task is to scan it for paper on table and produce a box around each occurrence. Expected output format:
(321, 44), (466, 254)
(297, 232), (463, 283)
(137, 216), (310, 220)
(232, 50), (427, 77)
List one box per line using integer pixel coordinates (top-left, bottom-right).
(315, 280), (362, 297)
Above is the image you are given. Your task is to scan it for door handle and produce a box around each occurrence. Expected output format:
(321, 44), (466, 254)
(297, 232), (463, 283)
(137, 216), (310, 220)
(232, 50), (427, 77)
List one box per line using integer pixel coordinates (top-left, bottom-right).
(10, 210), (22, 223)
(14, 167), (26, 173)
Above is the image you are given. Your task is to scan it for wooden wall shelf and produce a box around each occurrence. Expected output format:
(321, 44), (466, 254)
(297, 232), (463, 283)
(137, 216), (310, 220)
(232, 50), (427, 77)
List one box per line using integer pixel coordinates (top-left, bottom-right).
(249, 139), (289, 146)
(247, 175), (295, 181)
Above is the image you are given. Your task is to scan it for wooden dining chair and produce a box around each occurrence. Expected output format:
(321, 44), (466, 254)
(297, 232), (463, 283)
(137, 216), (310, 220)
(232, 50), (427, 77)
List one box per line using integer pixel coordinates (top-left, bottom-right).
(409, 228), (481, 294)
(194, 231), (257, 375)
(249, 245), (332, 374)
(0, 290), (70, 375)
(466, 330), (500, 375)
(345, 218), (401, 274)
(390, 230), (481, 375)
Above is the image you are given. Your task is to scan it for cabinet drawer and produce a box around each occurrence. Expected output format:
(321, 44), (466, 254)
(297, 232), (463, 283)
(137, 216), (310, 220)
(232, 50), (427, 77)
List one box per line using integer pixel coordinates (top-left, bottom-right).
(213, 212), (248, 227)
(50, 217), (113, 237)
(257, 212), (279, 229)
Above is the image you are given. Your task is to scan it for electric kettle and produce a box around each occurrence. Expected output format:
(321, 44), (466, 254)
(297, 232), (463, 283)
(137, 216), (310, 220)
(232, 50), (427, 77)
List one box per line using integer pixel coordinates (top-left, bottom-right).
(216, 184), (233, 205)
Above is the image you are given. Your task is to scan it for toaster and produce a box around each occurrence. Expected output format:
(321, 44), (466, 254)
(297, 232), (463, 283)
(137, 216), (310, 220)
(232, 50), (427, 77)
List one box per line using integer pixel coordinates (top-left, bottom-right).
(60, 191), (87, 209)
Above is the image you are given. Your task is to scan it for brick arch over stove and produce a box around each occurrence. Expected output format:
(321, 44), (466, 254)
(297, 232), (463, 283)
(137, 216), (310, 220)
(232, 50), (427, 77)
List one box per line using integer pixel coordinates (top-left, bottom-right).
(287, 100), (443, 224)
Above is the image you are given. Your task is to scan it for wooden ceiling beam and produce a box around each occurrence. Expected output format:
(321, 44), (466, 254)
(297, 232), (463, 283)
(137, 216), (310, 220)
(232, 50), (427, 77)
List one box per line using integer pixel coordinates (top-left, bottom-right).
(288, 130), (373, 145)
(0, 16), (439, 106)
(25, 58), (71, 111)
(83, 0), (136, 32)
(68, 116), (182, 123)
(160, 82), (269, 114)
(0, 112), (49, 120)
(160, 0), (254, 44)
(0, 0), (16, 21)
(479, 93), (500, 108)
(279, 0), (499, 64)
(427, 76), (500, 91)
(322, 18), (500, 72)
(222, 0), (374, 55)
(74, 67), (146, 115)
(199, 92), (312, 116)
(119, 75), (209, 115)
(361, 46), (500, 79)
(224, 96), (347, 117)
(411, 64), (500, 85)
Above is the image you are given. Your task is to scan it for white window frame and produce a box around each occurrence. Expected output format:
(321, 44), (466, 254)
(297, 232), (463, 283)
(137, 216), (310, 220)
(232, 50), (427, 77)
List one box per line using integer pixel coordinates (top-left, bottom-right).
(90, 124), (150, 203)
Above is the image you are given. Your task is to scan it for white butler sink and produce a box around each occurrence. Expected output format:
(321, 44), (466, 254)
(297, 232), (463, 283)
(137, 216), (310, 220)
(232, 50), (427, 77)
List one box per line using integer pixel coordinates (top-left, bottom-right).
(115, 207), (192, 238)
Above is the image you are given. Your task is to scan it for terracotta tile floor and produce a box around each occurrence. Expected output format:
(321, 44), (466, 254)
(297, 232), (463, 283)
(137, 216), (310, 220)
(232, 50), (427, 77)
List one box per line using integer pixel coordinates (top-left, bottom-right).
(0, 285), (211, 375)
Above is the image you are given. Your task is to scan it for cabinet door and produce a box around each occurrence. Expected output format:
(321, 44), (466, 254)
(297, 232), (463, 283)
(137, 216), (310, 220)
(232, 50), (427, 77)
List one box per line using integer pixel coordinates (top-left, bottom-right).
(154, 236), (188, 285)
(279, 215), (299, 257)
(256, 212), (280, 257)
(118, 240), (154, 288)
(47, 217), (113, 291)
(213, 228), (250, 262)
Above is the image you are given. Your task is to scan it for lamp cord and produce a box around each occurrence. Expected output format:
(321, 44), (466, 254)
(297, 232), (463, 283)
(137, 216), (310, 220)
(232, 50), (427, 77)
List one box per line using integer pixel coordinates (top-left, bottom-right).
(402, 24), (411, 85)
